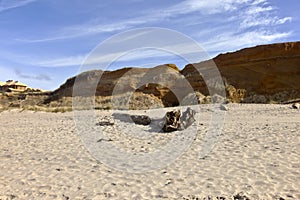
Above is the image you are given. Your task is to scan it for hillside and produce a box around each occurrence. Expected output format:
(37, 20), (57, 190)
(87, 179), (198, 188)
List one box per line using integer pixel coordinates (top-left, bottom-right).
(48, 41), (300, 107)
(1, 41), (299, 111)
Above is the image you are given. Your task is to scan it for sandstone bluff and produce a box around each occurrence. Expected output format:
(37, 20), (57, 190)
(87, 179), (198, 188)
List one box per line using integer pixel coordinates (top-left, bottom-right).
(1, 41), (300, 110)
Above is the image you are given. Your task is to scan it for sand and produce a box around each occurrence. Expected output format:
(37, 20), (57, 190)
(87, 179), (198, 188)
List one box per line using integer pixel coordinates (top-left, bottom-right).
(0, 104), (299, 199)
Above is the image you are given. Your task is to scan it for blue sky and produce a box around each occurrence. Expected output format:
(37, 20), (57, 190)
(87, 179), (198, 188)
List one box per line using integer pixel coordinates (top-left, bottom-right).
(0, 0), (299, 90)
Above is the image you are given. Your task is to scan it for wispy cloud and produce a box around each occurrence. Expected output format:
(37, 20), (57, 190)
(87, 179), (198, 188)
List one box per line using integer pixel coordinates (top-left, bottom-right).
(162, 0), (239, 16)
(16, 19), (146, 43)
(202, 30), (292, 54)
(20, 26), (214, 68)
(15, 69), (52, 81)
(245, 5), (273, 15)
(0, 0), (37, 13)
(240, 16), (292, 29)
(29, 55), (86, 67)
(239, 0), (292, 29)
(168, 0), (292, 29)
(27, 28), (292, 69)
(24, 42), (207, 68)
(14, 0), (246, 43)
(15, 0), (292, 50)
(184, 0), (293, 53)
(24, 50), (171, 68)
(11, 0), (293, 68)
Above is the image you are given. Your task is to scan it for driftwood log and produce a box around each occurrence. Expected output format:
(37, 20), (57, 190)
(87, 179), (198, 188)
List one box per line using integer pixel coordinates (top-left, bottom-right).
(162, 107), (196, 132)
(162, 110), (181, 132)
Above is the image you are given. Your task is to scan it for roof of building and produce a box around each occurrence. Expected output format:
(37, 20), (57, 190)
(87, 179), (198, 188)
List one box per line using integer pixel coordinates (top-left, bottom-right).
(6, 88), (26, 92)
(0, 80), (28, 87)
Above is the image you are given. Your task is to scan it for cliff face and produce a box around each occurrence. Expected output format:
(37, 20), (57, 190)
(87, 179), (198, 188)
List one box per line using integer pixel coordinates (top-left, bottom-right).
(219, 42), (300, 101)
(48, 41), (300, 106)
(182, 42), (300, 103)
(47, 64), (183, 107)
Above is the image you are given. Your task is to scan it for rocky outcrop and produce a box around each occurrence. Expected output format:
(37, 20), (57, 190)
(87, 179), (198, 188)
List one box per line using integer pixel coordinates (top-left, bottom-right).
(130, 115), (151, 125)
(180, 107), (196, 129)
(41, 41), (300, 108)
(181, 42), (300, 103)
(47, 64), (185, 108)
(216, 42), (300, 99)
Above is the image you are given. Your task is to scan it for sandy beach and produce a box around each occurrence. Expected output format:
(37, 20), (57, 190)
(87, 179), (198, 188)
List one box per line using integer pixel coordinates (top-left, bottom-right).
(0, 104), (299, 199)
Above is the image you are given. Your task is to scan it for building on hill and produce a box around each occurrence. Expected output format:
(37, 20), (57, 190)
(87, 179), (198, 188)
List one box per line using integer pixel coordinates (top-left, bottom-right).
(0, 80), (28, 92)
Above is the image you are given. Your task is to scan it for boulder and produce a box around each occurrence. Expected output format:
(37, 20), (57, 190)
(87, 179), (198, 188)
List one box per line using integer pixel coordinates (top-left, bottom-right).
(130, 115), (151, 125)
(162, 110), (181, 132)
(212, 94), (226, 104)
(180, 107), (196, 129)
(220, 104), (229, 111)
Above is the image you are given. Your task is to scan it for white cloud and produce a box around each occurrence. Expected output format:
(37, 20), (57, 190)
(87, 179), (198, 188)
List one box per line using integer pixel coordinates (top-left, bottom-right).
(63, 19), (145, 38)
(202, 30), (292, 53)
(30, 55), (86, 67)
(239, 1), (292, 29)
(240, 15), (292, 28)
(0, 64), (56, 90)
(251, 0), (267, 5)
(15, 0), (254, 43)
(15, 69), (52, 81)
(245, 5), (273, 15)
(152, 0), (271, 17)
(0, 0), (37, 13)
(10, 25), (292, 68)
(25, 50), (171, 68)
(10, 0), (294, 67)
(24, 40), (209, 68)
(16, 19), (146, 43)
(277, 17), (292, 24)
(171, 0), (292, 32)
(15, 0), (292, 48)
(163, 0), (247, 16)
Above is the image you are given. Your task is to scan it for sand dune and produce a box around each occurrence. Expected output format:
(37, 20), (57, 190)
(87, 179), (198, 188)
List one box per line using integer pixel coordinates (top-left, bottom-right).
(0, 104), (299, 199)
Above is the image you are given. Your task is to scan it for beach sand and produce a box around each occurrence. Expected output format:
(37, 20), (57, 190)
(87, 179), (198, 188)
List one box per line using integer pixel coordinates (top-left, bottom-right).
(0, 104), (299, 199)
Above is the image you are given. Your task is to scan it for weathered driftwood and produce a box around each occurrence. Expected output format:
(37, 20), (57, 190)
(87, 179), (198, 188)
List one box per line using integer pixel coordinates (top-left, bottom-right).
(162, 110), (181, 132)
(130, 115), (151, 125)
(180, 107), (196, 129)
